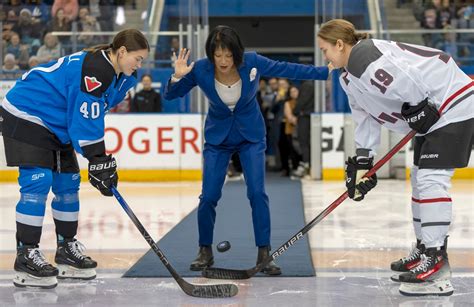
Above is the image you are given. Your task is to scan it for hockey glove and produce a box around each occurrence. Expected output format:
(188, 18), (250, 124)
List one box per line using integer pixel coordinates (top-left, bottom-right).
(401, 98), (439, 134)
(88, 155), (118, 196)
(345, 156), (377, 201)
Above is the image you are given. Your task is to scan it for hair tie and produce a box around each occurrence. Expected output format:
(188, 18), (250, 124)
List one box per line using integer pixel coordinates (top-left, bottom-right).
(109, 43), (113, 49)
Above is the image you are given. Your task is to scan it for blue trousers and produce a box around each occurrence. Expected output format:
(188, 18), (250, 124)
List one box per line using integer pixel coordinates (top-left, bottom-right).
(198, 124), (270, 247)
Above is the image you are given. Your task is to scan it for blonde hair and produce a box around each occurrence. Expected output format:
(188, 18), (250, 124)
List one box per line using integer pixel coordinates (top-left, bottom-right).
(318, 19), (369, 46)
(83, 28), (150, 53)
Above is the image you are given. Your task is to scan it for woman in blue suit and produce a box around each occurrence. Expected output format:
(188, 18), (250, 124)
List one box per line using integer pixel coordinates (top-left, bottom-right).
(164, 25), (329, 275)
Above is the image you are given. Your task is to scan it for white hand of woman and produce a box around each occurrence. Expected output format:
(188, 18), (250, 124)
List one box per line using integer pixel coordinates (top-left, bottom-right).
(173, 48), (195, 78)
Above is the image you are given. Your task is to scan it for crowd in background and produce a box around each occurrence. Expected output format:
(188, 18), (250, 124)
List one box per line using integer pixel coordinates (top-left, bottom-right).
(415, 0), (473, 64)
(0, 0), (129, 78)
(0, 0), (472, 178)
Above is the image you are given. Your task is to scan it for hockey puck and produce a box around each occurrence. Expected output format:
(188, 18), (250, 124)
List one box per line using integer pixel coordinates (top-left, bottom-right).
(216, 241), (231, 252)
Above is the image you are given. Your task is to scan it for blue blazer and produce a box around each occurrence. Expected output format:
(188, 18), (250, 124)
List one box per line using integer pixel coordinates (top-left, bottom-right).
(164, 51), (328, 145)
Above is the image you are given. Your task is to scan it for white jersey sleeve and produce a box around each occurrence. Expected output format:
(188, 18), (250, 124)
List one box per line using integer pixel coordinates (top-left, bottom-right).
(340, 39), (473, 155)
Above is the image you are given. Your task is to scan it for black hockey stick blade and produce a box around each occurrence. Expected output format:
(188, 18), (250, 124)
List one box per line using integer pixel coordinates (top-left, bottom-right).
(111, 187), (238, 298)
(180, 279), (238, 298)
(202, 264), (261, 280)
(203, 131), (417, 280)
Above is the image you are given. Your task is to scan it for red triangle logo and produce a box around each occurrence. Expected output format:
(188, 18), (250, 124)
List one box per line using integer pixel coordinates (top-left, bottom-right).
(84, 76), (102, 92)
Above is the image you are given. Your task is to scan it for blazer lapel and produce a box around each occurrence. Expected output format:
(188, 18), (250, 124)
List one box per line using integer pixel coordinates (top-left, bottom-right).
(233, 62), (248, 112)
(204, 60), (232, 111)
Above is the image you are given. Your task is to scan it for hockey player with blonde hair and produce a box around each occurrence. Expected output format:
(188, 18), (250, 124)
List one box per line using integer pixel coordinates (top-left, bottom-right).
(317, 19), (473, 296)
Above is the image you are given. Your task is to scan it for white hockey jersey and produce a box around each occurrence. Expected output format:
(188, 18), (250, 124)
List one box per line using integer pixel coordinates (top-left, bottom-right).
(339, 39), (473, 155)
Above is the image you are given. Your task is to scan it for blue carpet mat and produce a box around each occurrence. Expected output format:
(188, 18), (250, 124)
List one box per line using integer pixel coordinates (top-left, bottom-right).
(123, 174), (315, 277)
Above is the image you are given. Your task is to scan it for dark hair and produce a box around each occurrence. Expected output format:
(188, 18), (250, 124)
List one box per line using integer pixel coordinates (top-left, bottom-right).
(205, 25), (244, 67)
(141, 73), (152, 81)
(84, 28), (150, 53)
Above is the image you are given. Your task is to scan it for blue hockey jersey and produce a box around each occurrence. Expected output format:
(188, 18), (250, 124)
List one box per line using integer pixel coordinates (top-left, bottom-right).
(2, 50), (137, 157)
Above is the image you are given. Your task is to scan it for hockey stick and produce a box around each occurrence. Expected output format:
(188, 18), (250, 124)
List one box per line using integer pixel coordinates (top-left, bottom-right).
(202, 130), (417, 279)
(110, 186), (238, 298)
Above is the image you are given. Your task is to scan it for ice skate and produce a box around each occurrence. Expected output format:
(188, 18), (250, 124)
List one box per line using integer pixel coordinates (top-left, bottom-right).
(390, 240), (424, 282)
(13, 245), (58, 289)
(55, 238), (97, 280)
(398, 247), (453, 296)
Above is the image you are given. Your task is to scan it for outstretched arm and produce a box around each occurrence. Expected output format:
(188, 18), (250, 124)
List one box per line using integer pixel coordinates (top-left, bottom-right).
(256, 53), (329, 80)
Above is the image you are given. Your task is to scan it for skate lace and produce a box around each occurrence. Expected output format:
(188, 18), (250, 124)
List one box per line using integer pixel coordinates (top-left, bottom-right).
(402, 243), (420, 263)
(68, 240), (86, 260)
(28, 248), (50, 267)
(411, 254), (432, 273)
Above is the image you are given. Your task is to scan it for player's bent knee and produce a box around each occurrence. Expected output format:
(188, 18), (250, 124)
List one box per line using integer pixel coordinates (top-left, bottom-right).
(52, 173), (81, 194)
(18, 167), (53, 195)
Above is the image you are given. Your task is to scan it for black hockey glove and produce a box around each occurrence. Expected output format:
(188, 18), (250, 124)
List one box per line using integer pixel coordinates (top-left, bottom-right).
(401, 98), (440, 134)
(345, 156), (377, 201)
(88, 155), (118, 197)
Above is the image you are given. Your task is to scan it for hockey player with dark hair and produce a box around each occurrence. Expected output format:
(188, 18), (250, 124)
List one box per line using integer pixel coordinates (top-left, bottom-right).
(1, 29), (149, 288)
(317, 19), (473, 296)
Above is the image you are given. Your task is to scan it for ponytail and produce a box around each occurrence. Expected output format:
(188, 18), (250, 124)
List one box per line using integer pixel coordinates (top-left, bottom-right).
(318, 19), (369, 46)
(83, 43), (111, 53)
(355, 32), (370, 42)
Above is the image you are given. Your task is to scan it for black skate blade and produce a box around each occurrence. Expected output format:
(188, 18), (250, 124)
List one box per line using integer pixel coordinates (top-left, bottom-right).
(57, 274), (96, 280)
(390, 274), (401, 282)
(13, 282), (58, 289)
(399, 289), (454, 297)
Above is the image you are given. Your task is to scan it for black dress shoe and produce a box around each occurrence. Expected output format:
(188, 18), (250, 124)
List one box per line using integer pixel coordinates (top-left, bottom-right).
(189, 246), (214, 271)
(257, 246), (281, 275)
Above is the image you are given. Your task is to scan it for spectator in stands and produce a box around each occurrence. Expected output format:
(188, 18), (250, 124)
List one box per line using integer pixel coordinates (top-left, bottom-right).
(130, 74), (162, 113)
(4, 0), (23, 16)
(47, 8), (72, 46)
(77, 7), (90, 31)
(12, 8), (43, 53)
(292, 80), (315, 178)
(52, 0), (79, 22)
(28, 55), (40, 69)
(78, 15), (102, 46)
(279, 85), (301, 177)
(263, 77), (279, 167)
(420, 4), (443, 47)
(36, 33), (62, 63)
(433, 0), (452, 27)
(456, 4), (474, 65)
(6, 32), (30, 69)
(3, 53), (20, 72)
(3, 10), (19, 35)
(436, 25), (459, 62)
(271, 78), (290, 171)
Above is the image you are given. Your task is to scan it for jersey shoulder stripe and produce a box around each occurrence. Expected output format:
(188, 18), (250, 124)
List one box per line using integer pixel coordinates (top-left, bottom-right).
(347, 39), (383, 78)
(80, 51), (115, 98)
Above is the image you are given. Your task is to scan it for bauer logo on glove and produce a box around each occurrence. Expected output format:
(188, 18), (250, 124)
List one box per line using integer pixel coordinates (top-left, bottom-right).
(88, 154), (118, 197)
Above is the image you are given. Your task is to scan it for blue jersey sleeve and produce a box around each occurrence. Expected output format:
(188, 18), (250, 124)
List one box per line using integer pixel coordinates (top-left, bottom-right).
(255, 53), (329, 80)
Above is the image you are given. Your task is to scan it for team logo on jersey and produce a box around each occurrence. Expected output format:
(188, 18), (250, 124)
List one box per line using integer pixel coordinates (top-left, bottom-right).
(84, 76), (102, 92)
